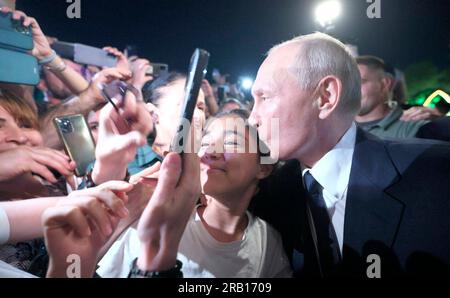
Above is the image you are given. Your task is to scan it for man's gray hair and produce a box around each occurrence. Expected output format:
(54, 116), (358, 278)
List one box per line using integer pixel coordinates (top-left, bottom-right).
(269, 32), (361, 116)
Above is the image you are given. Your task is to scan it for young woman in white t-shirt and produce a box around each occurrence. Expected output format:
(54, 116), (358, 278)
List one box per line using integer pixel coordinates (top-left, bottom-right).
(98, 109), (292, 277)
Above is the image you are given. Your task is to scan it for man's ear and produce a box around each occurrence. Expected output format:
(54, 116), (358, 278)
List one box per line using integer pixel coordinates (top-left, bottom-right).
(316, 76), (342, 120)
(256, 164), (274, 180)
(381, 76), (394, 93)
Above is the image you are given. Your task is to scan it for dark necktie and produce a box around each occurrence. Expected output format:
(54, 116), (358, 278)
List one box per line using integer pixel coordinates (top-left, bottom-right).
(303, 171), (342, 277)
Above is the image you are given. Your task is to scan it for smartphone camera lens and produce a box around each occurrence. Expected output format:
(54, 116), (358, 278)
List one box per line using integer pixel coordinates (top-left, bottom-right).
(59, 119), (74, 134)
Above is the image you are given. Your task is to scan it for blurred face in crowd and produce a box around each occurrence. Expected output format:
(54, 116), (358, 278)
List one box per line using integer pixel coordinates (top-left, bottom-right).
(0, 104), (42, 152)
(87, 110), (100, 144)
(250, 44), (320, 161)
(148, 78), (206, 155)
(199, 115), (271, 199)
(220, 102), (242, 113)
(358, 64), (390, 117)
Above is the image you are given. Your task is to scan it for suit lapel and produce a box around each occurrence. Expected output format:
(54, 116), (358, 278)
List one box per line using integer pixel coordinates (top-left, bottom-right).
(343, 129), (405, 264)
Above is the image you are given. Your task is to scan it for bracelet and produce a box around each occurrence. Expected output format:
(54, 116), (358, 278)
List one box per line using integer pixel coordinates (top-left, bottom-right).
(128, 258), (183, 278)
(45, 59), (67, 73)
(84, 169), (130, 189)
(38, 50), (57, 65)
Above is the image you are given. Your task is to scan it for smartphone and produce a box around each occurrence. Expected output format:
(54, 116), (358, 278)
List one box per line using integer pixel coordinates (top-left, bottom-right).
(0, 47), (39, 85)
(0, 11), (39, 85)
(53, 114), (96, 177)
(146, 63), (169, 78)
(0, 11), (33, 50)
(217, 86), (226, 104)
(52, 41), (117, 68)
(170, 48), (210, 153)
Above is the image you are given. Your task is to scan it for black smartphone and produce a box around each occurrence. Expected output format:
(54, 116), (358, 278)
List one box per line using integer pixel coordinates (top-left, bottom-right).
(170, 48), (210, 153)
(53, 114), (96, 177)
(146, 63), (169, 78)
(217, 86), (226, 104)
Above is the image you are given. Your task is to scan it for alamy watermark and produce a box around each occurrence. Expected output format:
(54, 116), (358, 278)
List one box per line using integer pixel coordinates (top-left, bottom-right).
(66, 253), (81, 278)
(366, 254), (381, 278)
(66, 0), (81, 19)
(66, 0), (381, 20)
(366, 0), (381, 19)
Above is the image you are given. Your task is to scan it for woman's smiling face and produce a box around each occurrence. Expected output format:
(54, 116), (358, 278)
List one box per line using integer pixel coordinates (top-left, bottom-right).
(198, 115), (267, 198)
(0, 105), (42, 152)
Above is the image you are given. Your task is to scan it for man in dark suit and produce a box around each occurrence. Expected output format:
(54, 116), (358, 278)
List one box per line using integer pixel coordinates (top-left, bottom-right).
(248, 32), (450, 278)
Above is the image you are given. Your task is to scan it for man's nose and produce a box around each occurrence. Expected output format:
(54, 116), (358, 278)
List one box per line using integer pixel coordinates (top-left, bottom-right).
(248, 109), (259, 128)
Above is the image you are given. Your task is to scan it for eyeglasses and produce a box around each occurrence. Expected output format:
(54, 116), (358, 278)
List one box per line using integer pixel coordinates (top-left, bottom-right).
(99, 80), (141, 128)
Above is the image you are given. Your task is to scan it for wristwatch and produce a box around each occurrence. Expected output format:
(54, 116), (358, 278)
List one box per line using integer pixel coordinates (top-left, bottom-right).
(128, 258), (183, 278)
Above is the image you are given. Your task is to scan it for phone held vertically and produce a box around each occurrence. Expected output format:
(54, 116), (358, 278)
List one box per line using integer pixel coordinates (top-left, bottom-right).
(53, 114), (96, 177)
(170, 48), (210, 154)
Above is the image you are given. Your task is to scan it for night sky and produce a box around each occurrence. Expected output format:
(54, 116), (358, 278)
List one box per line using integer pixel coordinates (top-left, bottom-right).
(16, 0), (450, 80)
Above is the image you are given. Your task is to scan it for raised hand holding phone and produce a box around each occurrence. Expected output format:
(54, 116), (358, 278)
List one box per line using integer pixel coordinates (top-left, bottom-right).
(134, 48), (208, 274)
(91, 76), (153, 185)
(170, 48), (210, 156)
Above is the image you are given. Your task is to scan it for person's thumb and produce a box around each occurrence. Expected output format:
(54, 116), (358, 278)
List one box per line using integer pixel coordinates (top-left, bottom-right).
(151, 153), (182, 204)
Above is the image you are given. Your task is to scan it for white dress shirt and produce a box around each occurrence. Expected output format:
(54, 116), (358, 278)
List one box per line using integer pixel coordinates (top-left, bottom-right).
(301, 122), (357, 253)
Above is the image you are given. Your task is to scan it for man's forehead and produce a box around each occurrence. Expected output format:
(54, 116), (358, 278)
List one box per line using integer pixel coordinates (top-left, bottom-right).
(358, 64), (381, 78)
(253, 58), (294, 93)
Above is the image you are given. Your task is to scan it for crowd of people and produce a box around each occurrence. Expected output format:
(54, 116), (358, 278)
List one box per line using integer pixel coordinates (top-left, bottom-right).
(0, 6), (449, 278)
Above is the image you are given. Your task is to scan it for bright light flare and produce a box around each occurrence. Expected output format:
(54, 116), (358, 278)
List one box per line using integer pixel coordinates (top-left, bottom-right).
(241, 78), (254, 90)
(315, 0), (342, 28)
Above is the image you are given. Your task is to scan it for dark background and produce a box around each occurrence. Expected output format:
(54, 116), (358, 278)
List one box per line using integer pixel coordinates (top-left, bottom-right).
(16, 0), (450, 80)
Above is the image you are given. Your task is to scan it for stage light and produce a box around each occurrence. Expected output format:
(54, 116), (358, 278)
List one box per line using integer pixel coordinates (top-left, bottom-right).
(241, 77), (254, 90)
(314, 0), (342, 28)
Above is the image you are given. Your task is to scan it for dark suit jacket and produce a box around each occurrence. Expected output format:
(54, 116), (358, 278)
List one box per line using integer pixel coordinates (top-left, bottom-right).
(416, 116), (450, 142)
(250, 128), (450, 278)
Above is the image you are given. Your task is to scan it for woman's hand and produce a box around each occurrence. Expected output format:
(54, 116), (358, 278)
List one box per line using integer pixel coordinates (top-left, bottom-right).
(43, 181), (133, 278)
(0, 146), (75, 183)
(0, 7), (52, 60)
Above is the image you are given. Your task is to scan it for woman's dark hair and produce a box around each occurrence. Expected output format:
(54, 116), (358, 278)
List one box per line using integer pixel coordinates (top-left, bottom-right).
(141, 71), (186, 145)
(218, 97), (245, 112)
(142, 71), (186, 105)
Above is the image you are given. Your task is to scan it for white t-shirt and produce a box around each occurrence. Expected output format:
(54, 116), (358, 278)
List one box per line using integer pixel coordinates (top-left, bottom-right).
(97, 209), (292, 278)
(0, 260), (36, 278)
(0, 207), (35, 278)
